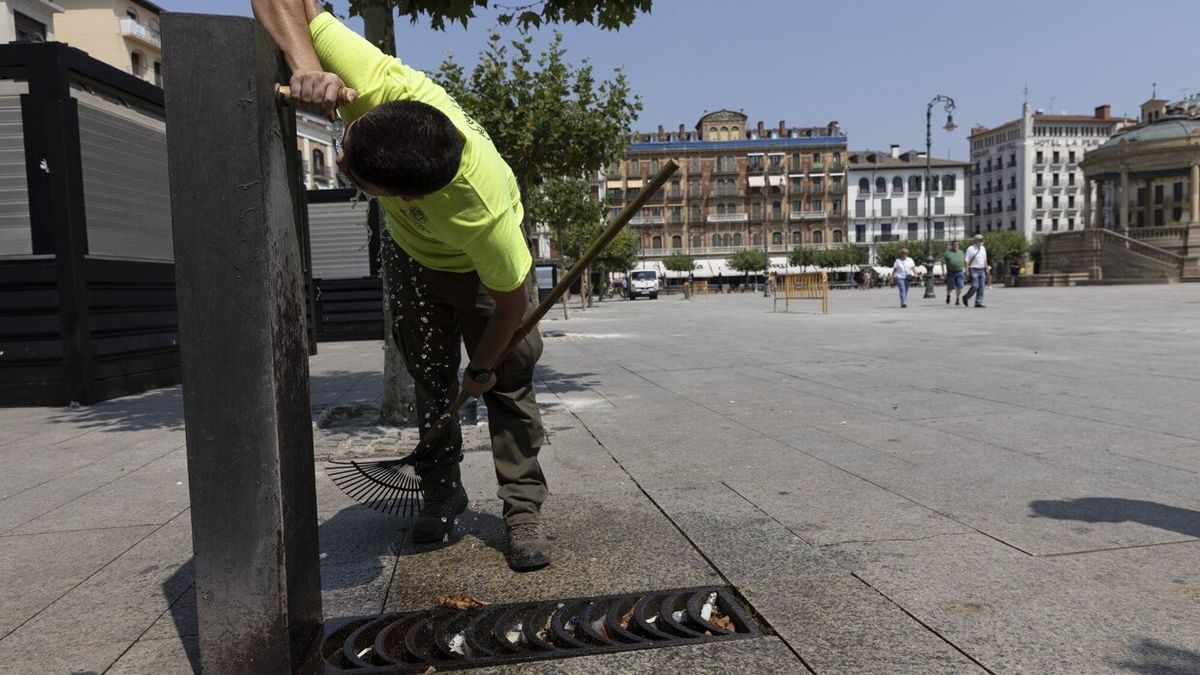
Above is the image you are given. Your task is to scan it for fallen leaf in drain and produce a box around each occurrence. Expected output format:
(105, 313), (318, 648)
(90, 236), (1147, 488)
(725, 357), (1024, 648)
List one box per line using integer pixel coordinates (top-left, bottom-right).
(708, 604), (735, 632)
(618, 604), (635, 630)
(437, 593), (491, 610)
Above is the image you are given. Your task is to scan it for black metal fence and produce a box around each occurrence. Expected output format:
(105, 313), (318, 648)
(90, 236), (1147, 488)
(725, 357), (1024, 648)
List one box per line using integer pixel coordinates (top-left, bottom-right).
(0, 43), (382, 406)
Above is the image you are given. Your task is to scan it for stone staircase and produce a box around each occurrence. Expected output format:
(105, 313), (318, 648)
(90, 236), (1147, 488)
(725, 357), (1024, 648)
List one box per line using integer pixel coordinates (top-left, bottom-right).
(1037, 227), (1200, 284)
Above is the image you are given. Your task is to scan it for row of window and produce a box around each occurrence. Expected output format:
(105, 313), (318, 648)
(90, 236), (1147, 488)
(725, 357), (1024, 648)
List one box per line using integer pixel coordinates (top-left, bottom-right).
(1032, 125), (1110, 138)
(622, 152), (845, 177)
(855, 174), (957, 194)
(613, 202), (843, 221)
(850, 223), (950, 243)
(645, 229), (847, 250)
(854, 197), (949, 218)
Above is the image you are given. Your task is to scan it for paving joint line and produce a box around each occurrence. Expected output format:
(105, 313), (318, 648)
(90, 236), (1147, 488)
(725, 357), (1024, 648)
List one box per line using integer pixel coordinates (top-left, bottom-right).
(1035, 537), (1200, 558)
(558, 395), (816, 674)
(0, 505), (191, 643)
(721, 482), (996, 675)
(616, 363), (1036, 558)
(102, 580), (196, 675)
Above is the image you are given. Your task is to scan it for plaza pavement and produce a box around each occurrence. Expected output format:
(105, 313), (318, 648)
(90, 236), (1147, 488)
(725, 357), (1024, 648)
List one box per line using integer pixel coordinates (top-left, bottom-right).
(2, 283), (1199, 673)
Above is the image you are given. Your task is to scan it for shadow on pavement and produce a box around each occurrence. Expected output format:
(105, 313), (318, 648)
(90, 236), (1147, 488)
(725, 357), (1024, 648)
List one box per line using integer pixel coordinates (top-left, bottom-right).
(1116, 639), (1200, 675)
(1028, 497), (1200, 539)
(161, 505), (408, 673)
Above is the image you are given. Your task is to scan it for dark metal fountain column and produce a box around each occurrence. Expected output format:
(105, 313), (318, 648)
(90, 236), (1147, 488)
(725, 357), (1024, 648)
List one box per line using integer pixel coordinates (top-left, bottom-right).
(163, 14), (322, 673)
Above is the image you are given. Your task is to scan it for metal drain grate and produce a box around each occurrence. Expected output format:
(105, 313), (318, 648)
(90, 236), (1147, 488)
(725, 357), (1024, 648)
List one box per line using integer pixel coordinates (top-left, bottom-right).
(321, 586), (764, 673)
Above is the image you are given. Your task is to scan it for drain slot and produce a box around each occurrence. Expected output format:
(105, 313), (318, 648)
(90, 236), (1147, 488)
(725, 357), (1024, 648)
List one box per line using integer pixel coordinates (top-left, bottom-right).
(322, 586), (764, 673)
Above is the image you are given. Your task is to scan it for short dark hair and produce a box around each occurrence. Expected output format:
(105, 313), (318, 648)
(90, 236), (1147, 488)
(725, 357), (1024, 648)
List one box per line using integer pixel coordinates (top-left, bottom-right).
(343, 100), (463, 196)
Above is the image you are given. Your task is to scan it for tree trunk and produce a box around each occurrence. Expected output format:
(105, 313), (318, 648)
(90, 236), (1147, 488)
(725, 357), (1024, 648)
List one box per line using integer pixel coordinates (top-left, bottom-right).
(362, 6), (416, 427)
(559, 252), (569, 320)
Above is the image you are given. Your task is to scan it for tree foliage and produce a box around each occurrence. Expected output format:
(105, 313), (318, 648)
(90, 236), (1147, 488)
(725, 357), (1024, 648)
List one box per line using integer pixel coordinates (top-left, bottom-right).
(982, 230), (1029, 264)
(340, 0), (653, 31)
(530, 176), (604, 262)
(662, 252), (696, 273)
(876, 240), (947, 267)
(727, 249), (768, 274)
(789, 245), (869, 268)
(436, 31), (641, 221)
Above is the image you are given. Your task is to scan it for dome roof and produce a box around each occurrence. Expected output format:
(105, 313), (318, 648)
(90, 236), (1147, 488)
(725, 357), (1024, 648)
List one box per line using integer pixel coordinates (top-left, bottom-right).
(1101, 117), (1200, 148)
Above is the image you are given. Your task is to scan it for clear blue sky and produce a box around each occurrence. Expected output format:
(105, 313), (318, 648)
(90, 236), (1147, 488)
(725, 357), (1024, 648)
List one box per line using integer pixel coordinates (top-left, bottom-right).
(159, 0), (1198, 159)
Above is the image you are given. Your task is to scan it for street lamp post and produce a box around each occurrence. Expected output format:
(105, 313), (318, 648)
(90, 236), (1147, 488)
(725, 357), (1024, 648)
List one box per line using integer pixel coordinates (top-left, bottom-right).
(763, 163), (771, 296)
(923, 95), (957, 299)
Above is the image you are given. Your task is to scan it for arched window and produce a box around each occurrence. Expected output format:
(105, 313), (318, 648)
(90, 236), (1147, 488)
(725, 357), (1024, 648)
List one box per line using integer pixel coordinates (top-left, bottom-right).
(875, 177), (886, 193)
(931, 174), (941, 191)
(692, 234), (702, 249)
(752, 232), (762, 246)
(772, 231), (782, 246)
(943, 174), (956, 191)
(717, 203), (727, 215)
(732, 233), (743, 246)
(893, 176), (904, 193)
(731, 126), (740, 138)
(720, 126), (729, 141)
(311, 149), (325, 177)
(792, 230), (803, 245)
(909, 175), (922, 192)
(722, 233), (731, 247)
(671, 235), (682, 249)
(812, 230), (824, 244)
(832, 230), (843, 243)
(709, 126), (718, 140)
(651, 235), (663, 250)
(711, 233), (720, 247)
(130, 51), (145, 78)
(858, 177), (870, 193)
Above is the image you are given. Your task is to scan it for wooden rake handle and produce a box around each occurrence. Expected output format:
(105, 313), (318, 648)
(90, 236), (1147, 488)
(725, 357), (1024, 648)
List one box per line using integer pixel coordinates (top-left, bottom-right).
(407, 160), (681, 462)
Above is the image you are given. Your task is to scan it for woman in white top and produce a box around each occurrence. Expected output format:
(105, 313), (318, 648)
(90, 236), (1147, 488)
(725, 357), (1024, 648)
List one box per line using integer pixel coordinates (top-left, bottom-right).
(892, 248), (916, 308)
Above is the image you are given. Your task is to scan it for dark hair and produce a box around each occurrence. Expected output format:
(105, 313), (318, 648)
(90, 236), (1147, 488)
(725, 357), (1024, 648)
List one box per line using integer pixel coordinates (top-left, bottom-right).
(344, 100), (463, 196)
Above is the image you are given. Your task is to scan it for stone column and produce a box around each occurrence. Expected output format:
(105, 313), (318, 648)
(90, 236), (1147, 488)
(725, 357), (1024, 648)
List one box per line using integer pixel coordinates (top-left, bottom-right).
(1082, 178), (1092, 228)
(1119, 168), (1130, 233)
(1191, 163), (1199, 224)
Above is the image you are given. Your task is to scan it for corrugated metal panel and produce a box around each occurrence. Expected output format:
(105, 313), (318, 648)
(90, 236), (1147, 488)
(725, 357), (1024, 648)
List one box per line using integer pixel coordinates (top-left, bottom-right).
(308, 200), (371, 279)
(0, 90), (31, 256)
(75, 92), (172, 261)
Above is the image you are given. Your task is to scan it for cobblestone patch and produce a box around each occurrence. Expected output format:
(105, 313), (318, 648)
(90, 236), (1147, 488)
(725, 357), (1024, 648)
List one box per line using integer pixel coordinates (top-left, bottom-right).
(312, 399), (491, 461)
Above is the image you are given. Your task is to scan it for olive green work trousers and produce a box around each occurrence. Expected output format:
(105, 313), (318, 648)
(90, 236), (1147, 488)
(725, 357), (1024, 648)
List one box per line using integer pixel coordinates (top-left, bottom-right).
(383, 237), (547, 525)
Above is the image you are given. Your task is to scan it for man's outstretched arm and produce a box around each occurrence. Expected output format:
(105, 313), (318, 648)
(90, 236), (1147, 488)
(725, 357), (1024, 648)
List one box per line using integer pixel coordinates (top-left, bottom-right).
(251, 0), (354, 117)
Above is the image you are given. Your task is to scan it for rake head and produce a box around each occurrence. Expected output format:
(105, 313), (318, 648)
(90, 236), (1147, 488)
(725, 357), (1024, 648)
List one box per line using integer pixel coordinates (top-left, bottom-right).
(324, 458), (425, 517)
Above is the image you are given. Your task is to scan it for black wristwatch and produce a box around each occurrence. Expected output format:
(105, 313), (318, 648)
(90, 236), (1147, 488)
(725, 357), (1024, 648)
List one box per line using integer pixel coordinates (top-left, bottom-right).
(464, 366), (494, 384)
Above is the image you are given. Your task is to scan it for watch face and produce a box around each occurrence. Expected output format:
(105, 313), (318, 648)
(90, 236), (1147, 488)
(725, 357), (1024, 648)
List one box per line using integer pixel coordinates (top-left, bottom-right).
(469, 370), (492, 383)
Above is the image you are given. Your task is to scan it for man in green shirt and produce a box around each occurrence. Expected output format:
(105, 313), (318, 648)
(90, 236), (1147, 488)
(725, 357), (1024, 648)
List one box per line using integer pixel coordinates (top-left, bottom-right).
(253, 0), (550, 570)
(943, 240), (966, 306)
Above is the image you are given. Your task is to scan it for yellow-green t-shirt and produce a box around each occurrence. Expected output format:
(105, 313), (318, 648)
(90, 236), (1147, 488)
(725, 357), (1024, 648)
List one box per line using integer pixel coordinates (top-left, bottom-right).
(309, 13), (530, 291)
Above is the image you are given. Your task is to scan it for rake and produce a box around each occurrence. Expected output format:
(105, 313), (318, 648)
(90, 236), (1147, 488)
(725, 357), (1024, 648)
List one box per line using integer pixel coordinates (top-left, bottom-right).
(325, 160), (680, 516)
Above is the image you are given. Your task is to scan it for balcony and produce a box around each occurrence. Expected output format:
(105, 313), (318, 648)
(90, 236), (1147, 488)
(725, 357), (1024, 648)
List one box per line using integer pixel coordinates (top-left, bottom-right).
(706, 212), (749, 223)
(121, 18), (161, 49)
(667, 191), (684, 202)
(810, 161), (824, 172)
(712, 164), (739, 175)
(829, 161), (845, 173)
(790, 211), (825, 220)
(810, 183), (826, 195)
(629, 214), (665, 225)
(828, 183), (845, 195)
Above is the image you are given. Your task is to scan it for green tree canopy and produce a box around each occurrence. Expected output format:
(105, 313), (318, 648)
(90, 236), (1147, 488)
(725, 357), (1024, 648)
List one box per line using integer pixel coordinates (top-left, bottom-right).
(877, 240), (950, 267)
(662, 252), (696, 273)
(983, 230), (1029, 263)
(529, 176), (604, 263)
(789, 246), (869, 268)
(340, 0), (653, 31)
(727, 249), (768, 274)
(436, 31), (640, 229)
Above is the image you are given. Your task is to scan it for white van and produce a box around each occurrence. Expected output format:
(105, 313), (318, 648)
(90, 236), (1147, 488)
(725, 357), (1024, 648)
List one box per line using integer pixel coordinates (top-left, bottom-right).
(627, 270), (659, 300)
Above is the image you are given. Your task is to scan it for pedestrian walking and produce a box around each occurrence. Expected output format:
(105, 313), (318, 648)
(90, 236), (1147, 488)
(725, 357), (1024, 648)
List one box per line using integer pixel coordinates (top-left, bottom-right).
(943, 240), (966, 305)
(892, 248), (916, 308)
(962, 234), (989, 308)
(1008, 259), (1020, 287)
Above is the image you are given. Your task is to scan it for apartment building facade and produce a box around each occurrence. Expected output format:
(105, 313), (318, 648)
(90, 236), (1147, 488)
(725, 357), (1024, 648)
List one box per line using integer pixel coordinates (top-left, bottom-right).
(968, 102), (1132, 239)
(2, 0), (60, 43)
(598, 109), (848, 277)
(52, 0), (162, 86)
(846, 145), (969, 263)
